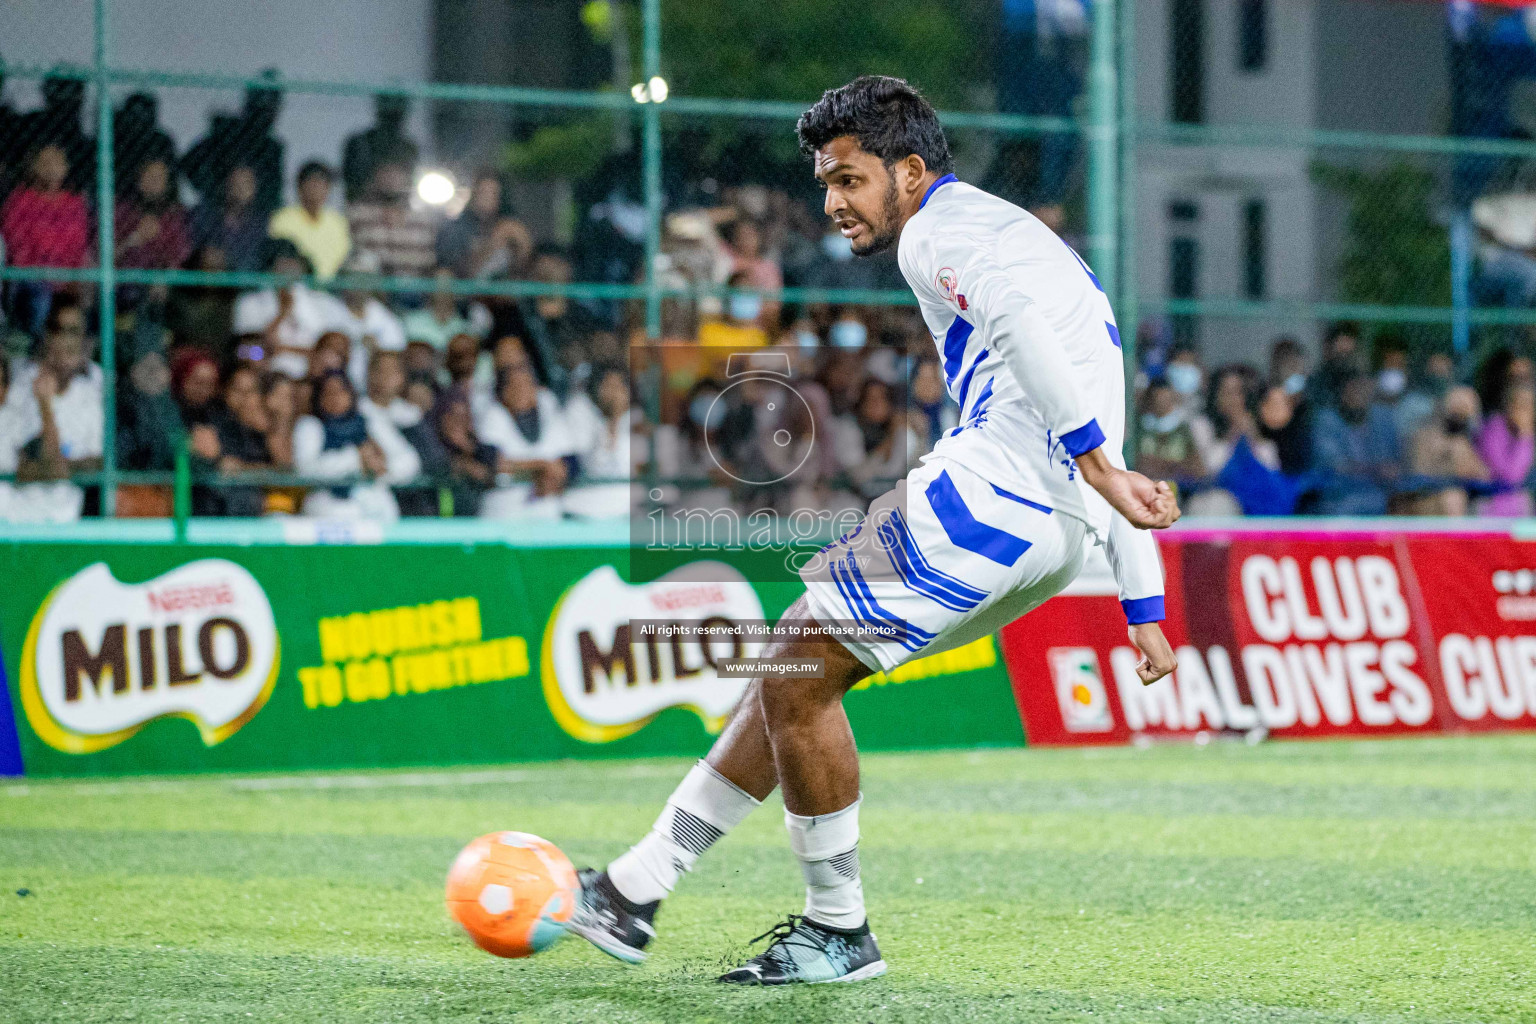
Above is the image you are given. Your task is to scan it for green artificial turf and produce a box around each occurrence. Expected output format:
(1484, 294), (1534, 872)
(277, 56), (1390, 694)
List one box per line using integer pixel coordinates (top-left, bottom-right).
(2, 735), (1533, 1023)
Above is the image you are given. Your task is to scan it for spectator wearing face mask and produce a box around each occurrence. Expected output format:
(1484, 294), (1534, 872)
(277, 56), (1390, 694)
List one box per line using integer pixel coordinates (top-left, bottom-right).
(1311, 369), (1402, 515)
(1475, 381), (1536, 517)
(1396, 351), (1457, 444)
(652, 378), (735, 512)
(1373, 336), (1410, 408)
(826, 310), (870, 352)
(1264, 336), (1313, 474)
(699, 270), (771, 348)
(1309, 322), (1364, 410)
(1135, 380), (1203, 483)
(1408, 385), (1490, 516)
(1162, 344), (1204, 415)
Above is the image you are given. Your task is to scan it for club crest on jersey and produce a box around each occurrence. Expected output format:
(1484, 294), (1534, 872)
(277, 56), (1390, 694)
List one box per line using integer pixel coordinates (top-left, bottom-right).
(935, 267), (967, 310)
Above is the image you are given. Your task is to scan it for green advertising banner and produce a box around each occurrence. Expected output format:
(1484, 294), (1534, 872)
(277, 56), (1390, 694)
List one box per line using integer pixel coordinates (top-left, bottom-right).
(0, 539), (1024, 777)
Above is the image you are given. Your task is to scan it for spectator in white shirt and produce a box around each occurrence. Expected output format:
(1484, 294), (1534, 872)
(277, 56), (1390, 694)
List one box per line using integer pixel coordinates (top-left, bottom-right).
(563, 363), (635, 519)
(2, 299), (103, 521)
(293, 370), (418, 520)
(232, 241), (346, 379)
(475, 352), (575, 519)
(0, 357), (29, 520)
(359, 350), (422, 430)
(333, 250), (407, 387)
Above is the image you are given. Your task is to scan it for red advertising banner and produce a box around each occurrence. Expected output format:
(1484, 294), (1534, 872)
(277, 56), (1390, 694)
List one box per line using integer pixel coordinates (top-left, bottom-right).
(1000, 527), (1536, 745)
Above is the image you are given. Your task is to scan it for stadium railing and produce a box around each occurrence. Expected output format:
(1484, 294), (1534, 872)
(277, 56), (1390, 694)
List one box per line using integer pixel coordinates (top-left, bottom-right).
(3, 0), (1533, 538)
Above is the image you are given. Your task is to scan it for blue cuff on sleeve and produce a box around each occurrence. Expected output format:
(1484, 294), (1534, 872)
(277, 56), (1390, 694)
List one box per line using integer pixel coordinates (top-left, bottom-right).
(1059, 418), (1106, 458)
(1121, 595), (1166, 624)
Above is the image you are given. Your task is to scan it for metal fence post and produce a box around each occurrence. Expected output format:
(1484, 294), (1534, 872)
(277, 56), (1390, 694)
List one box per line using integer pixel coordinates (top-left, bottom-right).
(1117, 0), (1139, 462)
(173, 441), (190, 542)
(641, 0), (663, 341)
(95, 0), (118, 516)
(1087, 0), (1120, 308)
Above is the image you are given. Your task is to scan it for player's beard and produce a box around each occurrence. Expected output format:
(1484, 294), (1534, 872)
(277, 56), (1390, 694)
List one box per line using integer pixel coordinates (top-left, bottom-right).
(851, 176), (902, 257)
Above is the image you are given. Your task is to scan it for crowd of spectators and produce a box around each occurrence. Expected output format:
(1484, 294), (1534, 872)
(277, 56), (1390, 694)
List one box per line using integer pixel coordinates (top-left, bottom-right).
(1134, 321), (1536, 518)
(0, 74), (944, 524)
(3, 75), (1536, 524)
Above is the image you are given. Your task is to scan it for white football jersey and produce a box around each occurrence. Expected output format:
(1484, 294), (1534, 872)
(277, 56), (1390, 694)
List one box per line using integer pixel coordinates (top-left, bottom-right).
(897, 175), (1164, 618)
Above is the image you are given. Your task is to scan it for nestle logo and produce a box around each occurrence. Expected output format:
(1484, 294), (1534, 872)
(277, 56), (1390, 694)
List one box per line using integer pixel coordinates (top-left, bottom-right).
(147, 581), (237, 614)
(1491, 570), (1536, 595)
(647, 584), (728, 612)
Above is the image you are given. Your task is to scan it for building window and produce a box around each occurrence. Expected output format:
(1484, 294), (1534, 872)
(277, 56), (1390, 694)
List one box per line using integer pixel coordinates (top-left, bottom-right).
(1169, 201), (1201, 347)
(1243, 198), (1267, 300)
(1239, 0), (1268, 73)
(1170, 0), (1205, 124)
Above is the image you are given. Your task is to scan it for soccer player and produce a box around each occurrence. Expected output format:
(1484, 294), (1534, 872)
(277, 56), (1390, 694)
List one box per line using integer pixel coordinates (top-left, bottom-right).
(570, 75), (1180, 985)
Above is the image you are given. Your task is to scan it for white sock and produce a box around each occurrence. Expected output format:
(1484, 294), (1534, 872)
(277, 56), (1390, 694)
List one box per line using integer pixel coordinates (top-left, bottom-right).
(608, 760), (760, 905)
(785, 796), (866, 931)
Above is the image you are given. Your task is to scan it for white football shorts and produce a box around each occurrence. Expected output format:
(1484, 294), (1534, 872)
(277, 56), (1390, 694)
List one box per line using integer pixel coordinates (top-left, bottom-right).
(800, 456), (1089, 673)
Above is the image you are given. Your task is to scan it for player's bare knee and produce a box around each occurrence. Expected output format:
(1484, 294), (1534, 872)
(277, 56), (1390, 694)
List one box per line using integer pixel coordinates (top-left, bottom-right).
(758, 671), (840, 725)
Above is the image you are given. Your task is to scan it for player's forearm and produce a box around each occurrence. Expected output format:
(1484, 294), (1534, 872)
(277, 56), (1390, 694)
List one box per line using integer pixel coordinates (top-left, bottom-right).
(1073, 446), (1116, 494)
(1106, 510), (1166, 623)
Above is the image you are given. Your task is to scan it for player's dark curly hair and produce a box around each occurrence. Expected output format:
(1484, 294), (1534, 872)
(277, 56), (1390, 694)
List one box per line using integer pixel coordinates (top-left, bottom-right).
(796, 75), (954, 175)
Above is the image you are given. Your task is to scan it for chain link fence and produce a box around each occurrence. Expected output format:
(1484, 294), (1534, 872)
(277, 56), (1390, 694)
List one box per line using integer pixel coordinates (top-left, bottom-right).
(0, 0), (1531, 523)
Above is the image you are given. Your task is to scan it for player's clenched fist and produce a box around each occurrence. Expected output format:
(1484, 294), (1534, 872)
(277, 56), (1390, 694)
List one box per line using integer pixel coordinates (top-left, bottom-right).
(1128, 621), (1177, 685)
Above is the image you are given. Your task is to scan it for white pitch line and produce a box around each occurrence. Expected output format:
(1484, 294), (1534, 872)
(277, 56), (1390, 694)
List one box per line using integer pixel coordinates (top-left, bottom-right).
(1, 760), (684, 798)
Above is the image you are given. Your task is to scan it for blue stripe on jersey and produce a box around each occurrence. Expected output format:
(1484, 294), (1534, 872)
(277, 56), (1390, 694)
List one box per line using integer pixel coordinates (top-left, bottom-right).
(953, 346), (988, 410)
(1066, 243), (1104, 293)
(967, 377), (995, 423)
(924, 469), (1032, 566)
(831, 553), (934, 652)
(1058, 418), (1106, 457)
(1106, 321), (1122, 348)
(942, 315), (974, 384)
(990, 483), (1054, 515)
(1121, 595), (1166, 624)
(919, 173), (959, 210)
(877, 509), (990, 613)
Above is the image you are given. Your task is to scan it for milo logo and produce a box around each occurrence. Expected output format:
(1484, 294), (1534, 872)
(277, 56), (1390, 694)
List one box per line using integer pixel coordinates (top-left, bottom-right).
(20, 560), (280, 753)
(541, 563), (764, 743)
